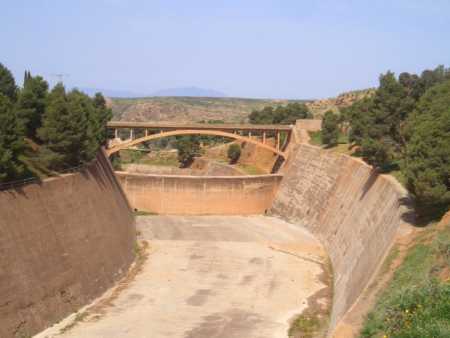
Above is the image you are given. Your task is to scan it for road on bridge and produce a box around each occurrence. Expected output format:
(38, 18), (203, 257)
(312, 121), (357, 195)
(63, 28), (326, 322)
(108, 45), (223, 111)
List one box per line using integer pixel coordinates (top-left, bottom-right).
(36, 216), (329, 338)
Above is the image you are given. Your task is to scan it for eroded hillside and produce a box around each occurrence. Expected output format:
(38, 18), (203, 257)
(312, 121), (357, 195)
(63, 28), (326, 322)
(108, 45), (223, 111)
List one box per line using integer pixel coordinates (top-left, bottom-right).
(109, 89), (374, 123)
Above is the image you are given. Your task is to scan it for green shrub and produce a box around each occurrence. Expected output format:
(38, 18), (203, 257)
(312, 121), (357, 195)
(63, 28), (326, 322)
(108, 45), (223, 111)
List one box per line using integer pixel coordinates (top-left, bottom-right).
(227, 143), (241, 164)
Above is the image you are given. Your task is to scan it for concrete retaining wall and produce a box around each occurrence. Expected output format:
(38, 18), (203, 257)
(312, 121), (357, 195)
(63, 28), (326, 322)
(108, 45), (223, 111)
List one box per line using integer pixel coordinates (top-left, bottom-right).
(116, 172), (282, 215)
(0, 150), (135, 338)
(270, 143), (413, 335)
(296, 119), (322, 131)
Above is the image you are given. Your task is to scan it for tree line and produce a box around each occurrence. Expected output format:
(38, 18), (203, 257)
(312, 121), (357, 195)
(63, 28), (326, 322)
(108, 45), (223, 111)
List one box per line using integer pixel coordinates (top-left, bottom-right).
(0, 63), (112, 183)
(322, 65), (450, 217)
(249, 102), (312, 124)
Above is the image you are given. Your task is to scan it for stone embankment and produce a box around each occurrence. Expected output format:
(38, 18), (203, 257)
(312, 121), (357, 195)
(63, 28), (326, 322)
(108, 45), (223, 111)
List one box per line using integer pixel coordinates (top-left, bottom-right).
(270, 142), (413, 335)
(0, 150), (135, 338)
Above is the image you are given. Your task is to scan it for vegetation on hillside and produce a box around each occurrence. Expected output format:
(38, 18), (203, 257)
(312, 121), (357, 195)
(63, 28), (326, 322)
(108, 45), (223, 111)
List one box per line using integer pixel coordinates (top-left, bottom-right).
(361, 221), (450, 338)
(249, 102), (312, 124)
(0, 63), (112, 184)
(321, 110), (340, 147)
(339, 65), (450, 219)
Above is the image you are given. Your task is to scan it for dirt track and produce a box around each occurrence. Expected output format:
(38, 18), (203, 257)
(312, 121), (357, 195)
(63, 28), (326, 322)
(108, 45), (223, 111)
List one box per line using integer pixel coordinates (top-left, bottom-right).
(36, 216), (328, 338)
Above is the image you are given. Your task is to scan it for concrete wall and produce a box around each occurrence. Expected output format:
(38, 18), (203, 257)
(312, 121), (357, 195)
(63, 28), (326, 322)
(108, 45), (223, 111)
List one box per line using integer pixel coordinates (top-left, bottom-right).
(270, 143), (413, 335)
(0, 150), (135, 338)
(117, 172), (282, 215)
(296, 119), (322, 131)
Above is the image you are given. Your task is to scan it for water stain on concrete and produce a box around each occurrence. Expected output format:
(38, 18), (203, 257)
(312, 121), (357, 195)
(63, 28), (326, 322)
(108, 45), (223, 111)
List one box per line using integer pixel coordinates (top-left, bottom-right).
(268, 277), (279, 295)
(183, 309), (265, 338)
(240, 274), (254, 285)
(126, 293), (144, 302)
(249, 257), (263, 265)
(186, 289), (213, 306)
(190, 253), (204, 260)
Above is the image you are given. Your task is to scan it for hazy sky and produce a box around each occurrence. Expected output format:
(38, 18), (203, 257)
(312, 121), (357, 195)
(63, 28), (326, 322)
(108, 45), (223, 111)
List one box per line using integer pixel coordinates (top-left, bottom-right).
(2, 0), (450, 99)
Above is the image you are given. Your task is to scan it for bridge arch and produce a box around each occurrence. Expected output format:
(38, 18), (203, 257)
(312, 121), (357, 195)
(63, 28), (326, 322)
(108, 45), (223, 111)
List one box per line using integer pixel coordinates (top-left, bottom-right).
(106, 129), (287, 158)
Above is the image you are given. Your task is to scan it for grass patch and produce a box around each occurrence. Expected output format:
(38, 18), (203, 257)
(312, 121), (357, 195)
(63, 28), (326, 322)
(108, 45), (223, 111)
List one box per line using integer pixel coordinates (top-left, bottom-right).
(308, 130), (349, 147)
(289, 314), (321, 338)
(308, 131), (323, 146)
(119, 149), (179, 167)
(360, 222), (450, 338)
(138, 156), (179, 167)
(236, 163), (266, 175)
(380, 245), (400, 275)
(133, 210), (157, 216)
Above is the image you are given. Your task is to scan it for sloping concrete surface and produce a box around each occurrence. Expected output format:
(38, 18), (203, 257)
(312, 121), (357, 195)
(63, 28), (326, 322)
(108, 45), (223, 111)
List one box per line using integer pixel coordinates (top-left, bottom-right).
(36, 215), (328, 338)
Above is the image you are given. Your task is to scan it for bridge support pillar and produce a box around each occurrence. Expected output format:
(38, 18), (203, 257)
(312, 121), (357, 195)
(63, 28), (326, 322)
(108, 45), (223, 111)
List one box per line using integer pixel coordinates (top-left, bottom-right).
(276, 132), (280, 150)
(262, 131), (266, 144)
(130, 128), (134, 140)
(145, 129), (148, 137)
(114, 128), (118, 139)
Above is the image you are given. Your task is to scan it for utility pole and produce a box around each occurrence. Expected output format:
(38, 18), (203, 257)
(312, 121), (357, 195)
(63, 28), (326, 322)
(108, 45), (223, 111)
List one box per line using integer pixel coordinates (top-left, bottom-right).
(50, 73), (70, 83)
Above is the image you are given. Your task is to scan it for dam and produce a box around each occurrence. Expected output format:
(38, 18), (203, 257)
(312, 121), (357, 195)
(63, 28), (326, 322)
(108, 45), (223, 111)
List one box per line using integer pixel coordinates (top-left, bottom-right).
(0, 123), (413, 338)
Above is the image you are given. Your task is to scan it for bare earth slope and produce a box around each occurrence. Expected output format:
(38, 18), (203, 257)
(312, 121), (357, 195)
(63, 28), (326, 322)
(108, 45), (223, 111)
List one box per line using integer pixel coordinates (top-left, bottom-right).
(36, 215), (330, 338)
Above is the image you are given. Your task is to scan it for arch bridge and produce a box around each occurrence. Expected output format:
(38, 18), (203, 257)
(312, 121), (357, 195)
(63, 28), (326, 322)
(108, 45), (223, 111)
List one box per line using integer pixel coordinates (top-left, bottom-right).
(106, 122), (293, 159)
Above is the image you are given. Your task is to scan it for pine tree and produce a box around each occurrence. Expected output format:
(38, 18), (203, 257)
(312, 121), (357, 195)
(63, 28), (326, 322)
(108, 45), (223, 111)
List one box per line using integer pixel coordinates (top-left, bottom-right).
(402, 80), (450, 216)
(92, 92), (112, 145)
(38, 83), (94, 170)
(16, 74), (49, 139)
(0, 63), (17, 101)
(0, 94), (25, 182)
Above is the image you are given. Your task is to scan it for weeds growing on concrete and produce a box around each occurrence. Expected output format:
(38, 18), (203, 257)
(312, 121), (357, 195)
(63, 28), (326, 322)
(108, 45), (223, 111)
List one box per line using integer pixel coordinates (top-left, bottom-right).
(59, 311), (88, 334)
(133, 210), (158, 216)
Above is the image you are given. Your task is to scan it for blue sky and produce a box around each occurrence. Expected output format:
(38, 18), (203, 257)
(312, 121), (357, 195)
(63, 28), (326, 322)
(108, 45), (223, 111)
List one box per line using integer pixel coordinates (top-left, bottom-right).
(2, 0), (450, 99)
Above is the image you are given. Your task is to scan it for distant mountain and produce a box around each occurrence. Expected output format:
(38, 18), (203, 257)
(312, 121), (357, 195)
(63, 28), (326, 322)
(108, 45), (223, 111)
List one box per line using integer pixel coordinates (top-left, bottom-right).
(73, 86), (226, 98)
(75, 87), (146, 98)
(151, 87), (227, 97)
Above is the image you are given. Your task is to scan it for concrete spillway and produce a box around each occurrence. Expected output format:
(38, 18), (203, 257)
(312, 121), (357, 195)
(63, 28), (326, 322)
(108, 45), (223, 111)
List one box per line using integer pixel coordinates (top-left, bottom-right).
(37, 216), (329, 338)
(0, 134), (413, 338)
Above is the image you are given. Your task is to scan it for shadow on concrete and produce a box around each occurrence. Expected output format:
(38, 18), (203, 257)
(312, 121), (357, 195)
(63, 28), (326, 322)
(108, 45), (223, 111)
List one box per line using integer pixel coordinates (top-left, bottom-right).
(360, 168), (379, 200)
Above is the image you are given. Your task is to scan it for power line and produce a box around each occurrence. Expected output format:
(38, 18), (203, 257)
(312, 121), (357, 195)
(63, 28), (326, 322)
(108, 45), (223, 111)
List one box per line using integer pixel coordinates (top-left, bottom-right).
(49, 73), (70, 83)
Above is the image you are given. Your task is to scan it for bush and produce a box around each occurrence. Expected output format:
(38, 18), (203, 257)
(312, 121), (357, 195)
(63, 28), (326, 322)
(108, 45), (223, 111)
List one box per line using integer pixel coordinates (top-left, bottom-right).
(227, 143), (241, 164)
(174, 136), (201, 167)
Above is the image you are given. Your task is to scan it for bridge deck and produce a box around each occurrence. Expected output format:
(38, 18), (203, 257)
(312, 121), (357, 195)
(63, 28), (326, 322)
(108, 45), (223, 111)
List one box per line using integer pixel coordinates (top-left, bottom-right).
(107, 121), (292, 132)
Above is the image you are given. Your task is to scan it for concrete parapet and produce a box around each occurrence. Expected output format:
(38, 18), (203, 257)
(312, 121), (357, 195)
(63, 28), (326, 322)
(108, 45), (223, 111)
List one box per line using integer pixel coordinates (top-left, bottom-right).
(0, 150), (135, 338)
(116, 172), (283, 215)
(295, 119), (322, 131)
(270, 143), (413, 335)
